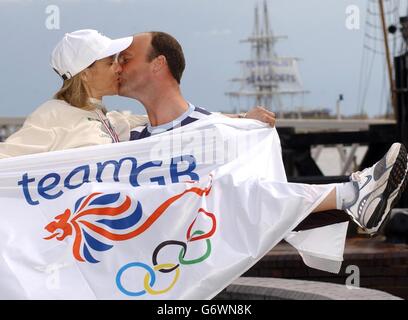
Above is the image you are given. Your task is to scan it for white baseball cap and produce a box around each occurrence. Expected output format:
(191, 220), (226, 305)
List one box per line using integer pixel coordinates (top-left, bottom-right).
(51, 29), (133, 80)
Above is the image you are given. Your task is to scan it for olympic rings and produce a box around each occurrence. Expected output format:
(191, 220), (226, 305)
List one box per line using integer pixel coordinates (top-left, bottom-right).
(152, 240), (187, 273)
(179, 230), (211, 265)
(116, 208), (217, 297)
(116, 262), (155, 297)
(186, 209), (216, 242)
(144, 263), (180, 295)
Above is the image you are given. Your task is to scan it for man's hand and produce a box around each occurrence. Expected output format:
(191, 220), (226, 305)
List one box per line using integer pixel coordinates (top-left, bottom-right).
(244, 106), (276, 127)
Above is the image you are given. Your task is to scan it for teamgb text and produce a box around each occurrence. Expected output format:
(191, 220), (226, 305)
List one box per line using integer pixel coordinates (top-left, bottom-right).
(18, 155), (199, 206)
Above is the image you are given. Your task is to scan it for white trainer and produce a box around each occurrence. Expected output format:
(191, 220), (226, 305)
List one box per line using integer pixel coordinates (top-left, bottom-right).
(344, 143), (408, 234)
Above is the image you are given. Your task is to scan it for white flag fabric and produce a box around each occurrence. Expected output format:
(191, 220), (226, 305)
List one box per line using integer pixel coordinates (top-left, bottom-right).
(0, 117), (348, 300)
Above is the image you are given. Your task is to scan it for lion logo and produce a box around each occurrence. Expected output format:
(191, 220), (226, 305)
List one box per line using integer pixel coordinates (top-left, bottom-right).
(44, 178), (213, 264)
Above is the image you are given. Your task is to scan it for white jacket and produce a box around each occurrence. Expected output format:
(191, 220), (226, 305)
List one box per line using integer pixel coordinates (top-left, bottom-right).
(0, 99), (148, 159)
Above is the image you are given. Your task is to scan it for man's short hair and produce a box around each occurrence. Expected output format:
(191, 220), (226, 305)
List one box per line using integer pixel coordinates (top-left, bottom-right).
(147, 31), (185, 84)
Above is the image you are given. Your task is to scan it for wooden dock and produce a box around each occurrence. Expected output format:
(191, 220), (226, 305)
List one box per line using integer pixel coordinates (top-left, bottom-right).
(244, 237), (408, 299)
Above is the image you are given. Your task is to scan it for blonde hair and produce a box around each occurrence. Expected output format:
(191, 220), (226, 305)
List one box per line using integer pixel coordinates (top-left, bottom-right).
(53, 71), (94, 110)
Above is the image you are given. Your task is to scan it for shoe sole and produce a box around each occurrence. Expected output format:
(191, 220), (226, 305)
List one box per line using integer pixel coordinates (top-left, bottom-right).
(376, 154), (408, 235)
(365, 143), (408, 232)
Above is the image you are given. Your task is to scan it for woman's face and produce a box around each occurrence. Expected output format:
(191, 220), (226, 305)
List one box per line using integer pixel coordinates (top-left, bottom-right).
(84, 55), (122, 98)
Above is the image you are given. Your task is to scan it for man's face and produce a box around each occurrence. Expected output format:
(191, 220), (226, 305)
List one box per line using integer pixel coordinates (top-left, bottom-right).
(118, 33), (153, 99)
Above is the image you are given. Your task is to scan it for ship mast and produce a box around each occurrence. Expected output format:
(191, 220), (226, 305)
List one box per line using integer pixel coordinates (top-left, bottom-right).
(254, 4), (262, 106)
(226, 0), (307, 116)
(378, 0), (398, 118)
(261, 0), (284, 115)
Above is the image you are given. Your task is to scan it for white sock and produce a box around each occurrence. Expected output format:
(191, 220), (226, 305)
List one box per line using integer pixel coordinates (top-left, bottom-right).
(335, 182), (358, 210)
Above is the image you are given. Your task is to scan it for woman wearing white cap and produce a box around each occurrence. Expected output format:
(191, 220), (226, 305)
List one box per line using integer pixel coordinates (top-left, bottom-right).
(0, 29), (147, 158)
(0, 29), (273, 158)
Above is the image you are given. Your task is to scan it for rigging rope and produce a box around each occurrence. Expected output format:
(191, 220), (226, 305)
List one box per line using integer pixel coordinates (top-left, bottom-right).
(357, 0), (400, 116)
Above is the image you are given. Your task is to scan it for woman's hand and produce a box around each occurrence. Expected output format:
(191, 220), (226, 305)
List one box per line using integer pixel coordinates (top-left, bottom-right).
(243, 106), (276, 127)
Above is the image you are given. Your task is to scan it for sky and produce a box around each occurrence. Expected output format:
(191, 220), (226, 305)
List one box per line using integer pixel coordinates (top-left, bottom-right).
(0, 0), (405, 117)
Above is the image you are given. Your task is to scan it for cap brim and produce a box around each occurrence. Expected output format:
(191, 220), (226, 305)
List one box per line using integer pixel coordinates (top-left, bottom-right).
(97, 36), (133, 60)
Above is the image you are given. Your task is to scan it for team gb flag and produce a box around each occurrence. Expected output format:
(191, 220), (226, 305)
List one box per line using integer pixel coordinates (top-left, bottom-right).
(0, 117), (348, 299)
